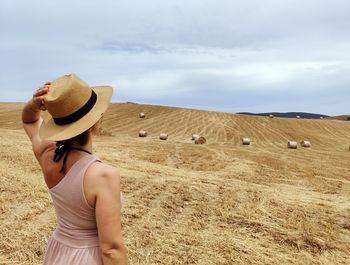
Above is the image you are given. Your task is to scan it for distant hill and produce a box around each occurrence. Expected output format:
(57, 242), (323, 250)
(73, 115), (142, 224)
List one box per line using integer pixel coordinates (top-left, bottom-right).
(237, 112), (328, 119)
(330, 115), (350, 121)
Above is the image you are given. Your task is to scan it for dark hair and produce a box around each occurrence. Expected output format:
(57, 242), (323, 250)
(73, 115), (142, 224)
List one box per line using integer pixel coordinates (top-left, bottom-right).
(57, 130), (90, 146)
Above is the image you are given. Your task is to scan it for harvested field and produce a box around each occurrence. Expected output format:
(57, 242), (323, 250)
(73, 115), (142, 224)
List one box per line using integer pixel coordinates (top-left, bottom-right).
(1, 102), (350, 264)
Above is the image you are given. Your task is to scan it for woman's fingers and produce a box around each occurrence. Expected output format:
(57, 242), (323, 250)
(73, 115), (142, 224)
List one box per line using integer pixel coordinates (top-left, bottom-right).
(34, 85), (50, 97)
(31, 82), (50, 111)
(33, 95), (43, 103)
(32, 95), (47, 110)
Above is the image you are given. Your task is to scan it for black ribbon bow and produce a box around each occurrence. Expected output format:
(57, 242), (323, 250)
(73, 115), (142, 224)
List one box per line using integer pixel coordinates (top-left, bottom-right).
(53, 141), (71, 173)
(53, 141), (93, 174)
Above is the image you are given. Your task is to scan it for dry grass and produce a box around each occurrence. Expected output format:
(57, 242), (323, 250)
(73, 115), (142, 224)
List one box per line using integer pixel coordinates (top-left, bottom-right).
(0, 102), (350, 264)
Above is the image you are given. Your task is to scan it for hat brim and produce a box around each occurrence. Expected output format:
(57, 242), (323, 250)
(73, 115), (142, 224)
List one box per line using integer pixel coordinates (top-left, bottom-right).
(39, 86), (113, 141)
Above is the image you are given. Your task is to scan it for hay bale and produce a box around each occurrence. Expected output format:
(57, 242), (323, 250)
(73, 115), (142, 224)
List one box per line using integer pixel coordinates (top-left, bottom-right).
(269, 114), (274, 118)
(139, 130), (147, 137)
(195, 136), (206, 144)
(139, 112), (145, 118)
(159, 133), (168, 140)
(301, 140), (311, 147)
(288, 141), (297, 149)
(296, 115), (301, 119)
(192, 134), (200, 141)
(320, 116), (323, 119)
(242, 137), (251, 145)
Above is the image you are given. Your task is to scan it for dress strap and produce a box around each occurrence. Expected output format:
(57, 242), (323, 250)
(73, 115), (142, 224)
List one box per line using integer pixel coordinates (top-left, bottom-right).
(53, 142), (92, 173)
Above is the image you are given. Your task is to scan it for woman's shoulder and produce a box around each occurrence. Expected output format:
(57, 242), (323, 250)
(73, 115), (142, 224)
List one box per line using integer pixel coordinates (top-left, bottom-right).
(84, 161), (121, 205)
(86, 161), (121, 185)
(91, 160), (119, 175)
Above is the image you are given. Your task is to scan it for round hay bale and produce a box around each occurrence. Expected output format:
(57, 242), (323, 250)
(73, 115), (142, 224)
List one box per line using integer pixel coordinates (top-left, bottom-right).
(139, 130), (147, 137)
(242, 137), (251, 145)
(288, 141), (298, 149)
(192, 134), (200, 141)
(195, 136), (206, 144)
(301, 140), (311, 147)
(320, 116), (324, 119)
(296, 115), (301, 119)
(139, 112), (145, 118)
(159, 133), (168, 140)
(269, 114), (274, 118)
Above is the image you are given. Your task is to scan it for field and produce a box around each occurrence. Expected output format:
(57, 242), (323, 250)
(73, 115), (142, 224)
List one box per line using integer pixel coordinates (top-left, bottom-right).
(0, 102), (350, 265)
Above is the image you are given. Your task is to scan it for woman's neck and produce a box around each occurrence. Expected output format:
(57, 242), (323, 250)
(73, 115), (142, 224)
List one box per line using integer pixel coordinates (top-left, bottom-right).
(70, 136), (93, 153)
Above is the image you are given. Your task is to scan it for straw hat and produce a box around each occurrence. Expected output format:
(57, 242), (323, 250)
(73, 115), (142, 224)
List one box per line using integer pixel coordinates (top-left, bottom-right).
(39, 74), (113, 141)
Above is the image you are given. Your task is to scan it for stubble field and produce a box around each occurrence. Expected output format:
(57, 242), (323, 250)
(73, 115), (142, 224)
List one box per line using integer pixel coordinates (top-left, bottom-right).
(0, 102), (350, 264)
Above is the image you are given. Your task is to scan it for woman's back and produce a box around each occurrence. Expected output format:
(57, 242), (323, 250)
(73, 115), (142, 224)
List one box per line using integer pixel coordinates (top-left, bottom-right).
(44, 154), (103, 264)
(49, 155), (99, 245)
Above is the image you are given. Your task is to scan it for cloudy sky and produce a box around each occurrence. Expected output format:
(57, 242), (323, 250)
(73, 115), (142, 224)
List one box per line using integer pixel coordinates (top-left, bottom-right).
(1, 0), (349, 115)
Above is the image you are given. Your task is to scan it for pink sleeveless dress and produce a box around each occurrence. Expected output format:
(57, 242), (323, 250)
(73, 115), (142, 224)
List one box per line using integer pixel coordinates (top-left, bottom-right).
(44, 154), (122, 265)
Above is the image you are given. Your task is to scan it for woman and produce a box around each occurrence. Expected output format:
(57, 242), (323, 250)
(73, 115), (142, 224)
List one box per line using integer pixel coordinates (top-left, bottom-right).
(22, 74), (127, 265)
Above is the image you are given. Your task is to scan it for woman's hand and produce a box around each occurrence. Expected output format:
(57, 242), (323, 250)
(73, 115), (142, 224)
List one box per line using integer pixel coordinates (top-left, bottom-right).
(30, 82), (50, 111)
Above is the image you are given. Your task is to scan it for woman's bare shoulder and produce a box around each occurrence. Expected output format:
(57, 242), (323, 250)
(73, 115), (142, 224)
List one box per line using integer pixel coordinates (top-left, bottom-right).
(86, 161), (121, 188)
(90, 161), (120, 176)
(84, 161), (121, 207)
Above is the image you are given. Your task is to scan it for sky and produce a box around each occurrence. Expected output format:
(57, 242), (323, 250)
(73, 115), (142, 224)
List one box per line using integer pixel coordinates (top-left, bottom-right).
(0, 0), (349, 115)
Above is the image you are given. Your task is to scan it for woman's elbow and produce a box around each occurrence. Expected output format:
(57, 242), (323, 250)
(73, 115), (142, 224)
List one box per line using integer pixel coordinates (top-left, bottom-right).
(101, 243), (128, 264)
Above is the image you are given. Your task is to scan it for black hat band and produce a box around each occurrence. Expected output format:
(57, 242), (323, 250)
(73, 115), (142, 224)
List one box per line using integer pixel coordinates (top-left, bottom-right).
(53, 90), (97, 125)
